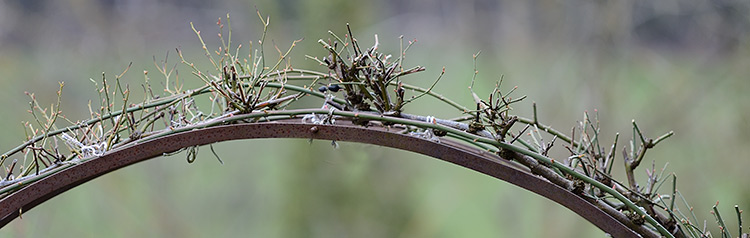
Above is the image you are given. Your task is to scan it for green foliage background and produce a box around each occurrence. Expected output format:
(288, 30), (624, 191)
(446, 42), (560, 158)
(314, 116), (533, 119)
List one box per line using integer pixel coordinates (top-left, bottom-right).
(0, 1), (748, 237)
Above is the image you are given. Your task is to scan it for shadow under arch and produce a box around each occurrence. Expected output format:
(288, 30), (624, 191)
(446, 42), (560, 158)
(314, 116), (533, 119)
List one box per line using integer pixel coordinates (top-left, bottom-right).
(0, 120), (649, 237)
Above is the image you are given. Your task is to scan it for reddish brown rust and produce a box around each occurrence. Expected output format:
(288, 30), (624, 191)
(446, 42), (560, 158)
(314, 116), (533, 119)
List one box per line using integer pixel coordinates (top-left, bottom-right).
(0, 120), (646, 237)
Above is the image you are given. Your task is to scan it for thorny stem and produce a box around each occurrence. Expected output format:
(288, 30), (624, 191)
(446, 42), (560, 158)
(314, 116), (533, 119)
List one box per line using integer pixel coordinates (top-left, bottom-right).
(0, 20), (703, 238)
(0, 85), (212, 162)
(15, 84), (65, 177)
(185, 108), (675, 236)
(255, 79), (677, 237)
(0, 105), (670, 238)
(517, 116), (575, 146)
(735, 205), (742, 236)
(713, 202), (731, 238)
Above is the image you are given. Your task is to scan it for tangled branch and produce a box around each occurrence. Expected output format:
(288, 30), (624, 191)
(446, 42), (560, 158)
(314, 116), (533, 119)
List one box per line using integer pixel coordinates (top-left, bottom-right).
(0, 11), (741, 238)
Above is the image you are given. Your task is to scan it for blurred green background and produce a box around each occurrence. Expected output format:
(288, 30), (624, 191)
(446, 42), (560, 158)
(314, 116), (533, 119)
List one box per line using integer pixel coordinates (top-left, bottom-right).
(1, 0), (749, 237)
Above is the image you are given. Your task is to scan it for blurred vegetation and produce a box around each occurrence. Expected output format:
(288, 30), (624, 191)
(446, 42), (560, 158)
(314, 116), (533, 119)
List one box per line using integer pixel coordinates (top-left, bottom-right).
(0, 0), (748, 237)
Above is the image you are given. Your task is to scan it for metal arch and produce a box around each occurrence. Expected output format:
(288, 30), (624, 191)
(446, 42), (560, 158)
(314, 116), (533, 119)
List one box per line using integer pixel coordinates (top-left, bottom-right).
(0, 120), (649, 237)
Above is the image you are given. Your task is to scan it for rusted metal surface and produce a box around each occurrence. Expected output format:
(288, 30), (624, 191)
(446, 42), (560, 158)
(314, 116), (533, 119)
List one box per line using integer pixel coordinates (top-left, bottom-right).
(0, 120), (645, 237)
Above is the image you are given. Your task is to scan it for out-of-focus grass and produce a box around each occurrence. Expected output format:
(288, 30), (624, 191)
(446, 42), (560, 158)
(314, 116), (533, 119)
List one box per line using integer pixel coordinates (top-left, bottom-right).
(1, 1), (749, 237)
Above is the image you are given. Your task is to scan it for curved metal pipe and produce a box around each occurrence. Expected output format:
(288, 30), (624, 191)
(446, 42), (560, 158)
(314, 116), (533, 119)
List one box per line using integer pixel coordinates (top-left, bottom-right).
(0, 121), (644, 237)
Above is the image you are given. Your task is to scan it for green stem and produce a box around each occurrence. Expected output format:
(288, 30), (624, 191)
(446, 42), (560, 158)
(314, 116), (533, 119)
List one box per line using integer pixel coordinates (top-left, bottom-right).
(0, 85), (212, 161)
(517, 116), (576, 146)
(1, 106), (673, 237)
(153, 108), (674, 237)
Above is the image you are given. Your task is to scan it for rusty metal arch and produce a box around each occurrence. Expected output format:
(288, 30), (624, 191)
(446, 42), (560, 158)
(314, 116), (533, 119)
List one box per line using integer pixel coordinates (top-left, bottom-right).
(0, 120), (649, 237)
